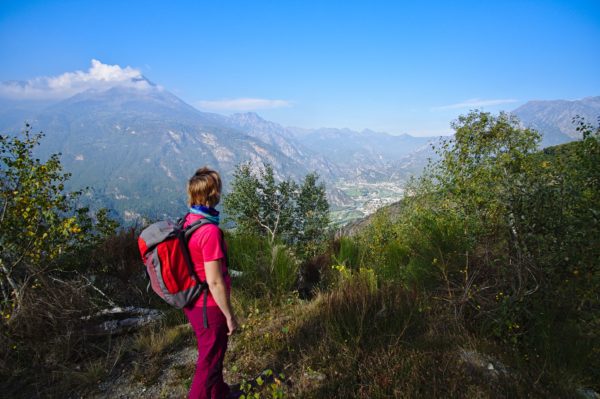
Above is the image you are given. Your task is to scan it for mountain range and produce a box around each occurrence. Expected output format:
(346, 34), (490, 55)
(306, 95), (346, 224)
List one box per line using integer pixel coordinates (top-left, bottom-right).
(0, 76), (597, 223)
(512, 96), (600, 147)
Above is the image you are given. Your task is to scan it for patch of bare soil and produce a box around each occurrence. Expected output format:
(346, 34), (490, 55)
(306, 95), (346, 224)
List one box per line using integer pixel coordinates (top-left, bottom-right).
(90, 345), (197, 399)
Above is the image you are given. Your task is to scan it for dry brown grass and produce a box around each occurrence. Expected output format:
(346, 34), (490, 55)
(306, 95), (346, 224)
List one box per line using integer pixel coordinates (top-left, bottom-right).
(0, 276), (132, 397)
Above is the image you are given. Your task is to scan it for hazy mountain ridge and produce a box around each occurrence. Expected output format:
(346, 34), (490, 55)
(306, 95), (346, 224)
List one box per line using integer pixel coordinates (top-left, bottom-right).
(225, 112), (342, 181)
(1, 78), (596, 222)
(513, 96), (600, 147)
(0, 82), (432, 220)
(1, 85), (332, 219)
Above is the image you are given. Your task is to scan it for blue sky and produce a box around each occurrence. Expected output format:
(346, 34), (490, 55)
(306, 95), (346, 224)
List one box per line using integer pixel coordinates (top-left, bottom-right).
(0, 0), (599, 136)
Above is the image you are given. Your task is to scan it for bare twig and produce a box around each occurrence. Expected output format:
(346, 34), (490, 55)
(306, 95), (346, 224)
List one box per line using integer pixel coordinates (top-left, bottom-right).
(0, 197), (8, 225)
(77, 272), (117, 307)
(0, 258), (19, 301)
(0, 273), (9, 304)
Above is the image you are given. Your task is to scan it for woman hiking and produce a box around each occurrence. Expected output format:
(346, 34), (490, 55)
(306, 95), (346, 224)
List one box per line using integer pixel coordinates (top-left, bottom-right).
(183, 167), (238, 399)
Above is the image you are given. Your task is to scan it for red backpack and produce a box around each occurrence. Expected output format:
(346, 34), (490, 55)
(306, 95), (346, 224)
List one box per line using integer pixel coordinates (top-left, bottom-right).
(137, 216), (220, 327)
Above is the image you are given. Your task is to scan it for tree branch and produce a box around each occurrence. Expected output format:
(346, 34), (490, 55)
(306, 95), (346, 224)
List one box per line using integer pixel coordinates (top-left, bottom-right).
(0, 258), (19, 303)
(255, 215), (275, 243)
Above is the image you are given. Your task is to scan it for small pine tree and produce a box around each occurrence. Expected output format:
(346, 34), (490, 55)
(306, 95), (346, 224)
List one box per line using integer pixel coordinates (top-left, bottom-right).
(295, 172), (329, 258)
(224, 163), (329, 257)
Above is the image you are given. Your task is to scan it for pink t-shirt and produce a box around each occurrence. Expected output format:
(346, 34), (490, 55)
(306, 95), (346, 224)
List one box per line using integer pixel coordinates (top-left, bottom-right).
(183, 213), (231, 308)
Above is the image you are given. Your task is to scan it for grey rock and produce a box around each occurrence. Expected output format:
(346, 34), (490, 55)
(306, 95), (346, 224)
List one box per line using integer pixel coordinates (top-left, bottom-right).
(458, 349), (510, 379)
(577, 388), (600, 399)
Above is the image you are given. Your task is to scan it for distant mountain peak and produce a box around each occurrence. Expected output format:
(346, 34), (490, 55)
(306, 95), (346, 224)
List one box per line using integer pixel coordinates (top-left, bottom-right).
(0, 59), (159, 101)
(231, 112), (267, 123)
(581, 96), (600, 104)
(131, 75), (156, 87)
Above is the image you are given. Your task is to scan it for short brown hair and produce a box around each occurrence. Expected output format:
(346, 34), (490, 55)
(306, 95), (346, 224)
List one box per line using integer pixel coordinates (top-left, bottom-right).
(187, 167), (222, 207)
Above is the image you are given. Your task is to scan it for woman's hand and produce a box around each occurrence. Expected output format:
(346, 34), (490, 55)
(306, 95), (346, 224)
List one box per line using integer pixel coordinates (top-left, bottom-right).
(226, 315), (238, 336)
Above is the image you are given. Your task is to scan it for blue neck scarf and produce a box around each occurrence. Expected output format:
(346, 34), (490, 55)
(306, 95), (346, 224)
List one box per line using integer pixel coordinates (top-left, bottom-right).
(189, 205), (220, 225)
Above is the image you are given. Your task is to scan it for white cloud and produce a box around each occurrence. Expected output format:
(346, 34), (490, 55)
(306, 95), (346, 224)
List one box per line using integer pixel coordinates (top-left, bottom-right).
(434, 98), (519, 110)
(0, 59), (153, 100)
(195, 98), (292, 111)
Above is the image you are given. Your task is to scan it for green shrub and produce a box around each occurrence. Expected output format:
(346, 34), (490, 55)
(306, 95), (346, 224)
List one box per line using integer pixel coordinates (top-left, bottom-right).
(401, 112), (600, 386)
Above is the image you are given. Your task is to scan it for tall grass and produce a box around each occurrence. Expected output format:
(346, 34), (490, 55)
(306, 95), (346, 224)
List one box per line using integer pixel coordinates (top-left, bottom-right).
(269, 244), (299, 293)
(226, 232), (299, 298)
(333, 236), (362, 269)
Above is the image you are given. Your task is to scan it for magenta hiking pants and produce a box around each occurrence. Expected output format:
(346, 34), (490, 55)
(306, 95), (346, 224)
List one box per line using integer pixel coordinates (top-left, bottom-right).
(183, 306), (230, 399)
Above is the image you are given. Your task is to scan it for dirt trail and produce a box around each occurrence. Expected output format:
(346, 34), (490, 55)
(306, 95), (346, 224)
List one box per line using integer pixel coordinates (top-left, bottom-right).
(90, 345), (197, 399)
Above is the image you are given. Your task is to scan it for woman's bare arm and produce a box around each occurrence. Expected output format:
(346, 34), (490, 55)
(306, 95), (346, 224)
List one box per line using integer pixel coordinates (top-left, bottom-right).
(204, 259), (238, 335)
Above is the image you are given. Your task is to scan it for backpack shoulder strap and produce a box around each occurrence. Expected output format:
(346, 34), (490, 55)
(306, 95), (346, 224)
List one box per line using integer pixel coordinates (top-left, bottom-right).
(184, 218), (215, 240)
(175, 214), (213, 285)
